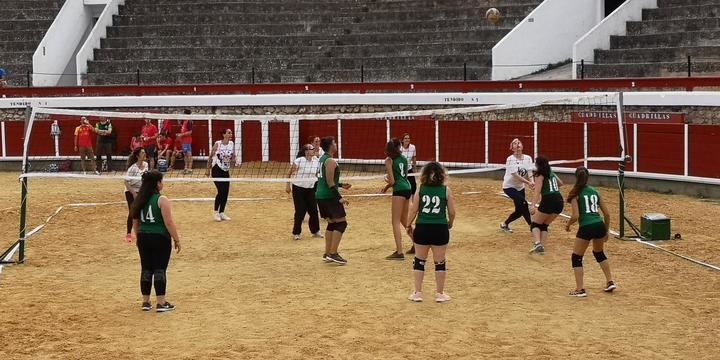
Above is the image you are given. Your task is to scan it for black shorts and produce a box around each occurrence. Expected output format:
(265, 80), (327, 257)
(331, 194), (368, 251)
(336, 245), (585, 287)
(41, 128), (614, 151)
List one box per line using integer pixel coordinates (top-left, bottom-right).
(576, 222), (608, 241)
(144, 145), (156, 157)
(393, 189), (412, 199)
(538, 193), (564, 214)
(413, 223), (449, 246)
(318, 198), (346, 219)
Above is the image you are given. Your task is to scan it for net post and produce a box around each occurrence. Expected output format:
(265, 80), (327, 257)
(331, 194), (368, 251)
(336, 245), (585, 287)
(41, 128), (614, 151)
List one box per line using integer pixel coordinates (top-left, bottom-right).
(18, 105), (33, 263)
(615, 92), (627, 239)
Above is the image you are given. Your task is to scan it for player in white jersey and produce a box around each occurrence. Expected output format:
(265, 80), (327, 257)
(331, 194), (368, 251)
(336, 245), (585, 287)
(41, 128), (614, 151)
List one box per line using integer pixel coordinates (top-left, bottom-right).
(500, 138), (534, 233)
(206, 129), (236, 222)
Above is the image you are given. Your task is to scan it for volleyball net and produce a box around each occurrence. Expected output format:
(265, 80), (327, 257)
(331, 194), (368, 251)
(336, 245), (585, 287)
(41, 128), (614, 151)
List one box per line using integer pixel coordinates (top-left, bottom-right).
(2, 92), (628, 264)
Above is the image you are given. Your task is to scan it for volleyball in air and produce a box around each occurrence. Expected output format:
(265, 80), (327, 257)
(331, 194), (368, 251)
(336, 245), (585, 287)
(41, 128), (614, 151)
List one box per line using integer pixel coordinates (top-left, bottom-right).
(486, 8), (501, 24)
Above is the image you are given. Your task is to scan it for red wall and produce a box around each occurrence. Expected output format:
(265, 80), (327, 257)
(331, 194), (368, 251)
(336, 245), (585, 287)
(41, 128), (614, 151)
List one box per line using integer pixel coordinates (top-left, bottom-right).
(438, 120), (484, 163)
(388, 116), (436, 161)
(689, 125), (720, 178)
(537, 122), (583, 163)
(340, 119), (386, 159)
(299, 119), (338, 146)
(637, 124), (683, 175)
(241, 121), (262, 162)
(268, 121), (290, 162)
(488, 121), (534, 164)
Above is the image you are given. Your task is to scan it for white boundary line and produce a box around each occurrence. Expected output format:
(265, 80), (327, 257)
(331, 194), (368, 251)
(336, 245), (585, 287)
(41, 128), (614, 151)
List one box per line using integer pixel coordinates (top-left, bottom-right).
(495, 192), (720, 272)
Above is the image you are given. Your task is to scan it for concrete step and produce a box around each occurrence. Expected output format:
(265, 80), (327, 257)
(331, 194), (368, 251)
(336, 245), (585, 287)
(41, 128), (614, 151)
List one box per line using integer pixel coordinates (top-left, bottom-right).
(311, 39), (336, 47)
(0, 40), (39, 52)
(0, 19), (53, 31)
(4, 8), (60, 20)
(0, 51), (34, 64)
(595, 45), (720, 64)
(643, 4), (720, 21)
(658, 0), (720, 7)
(4, 0), (63, 10)
(0, 29), (46, 42)
(582, 61), (720, 78)
(290, 63), (316, 71)
(610, 31), (720, 49)
(627, 17), (720, 36)
(93, 42), (494, 61)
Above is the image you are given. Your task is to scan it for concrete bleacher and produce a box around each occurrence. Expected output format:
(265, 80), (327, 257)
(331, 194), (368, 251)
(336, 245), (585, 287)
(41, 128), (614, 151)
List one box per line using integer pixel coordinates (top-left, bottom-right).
(86, 0), (542, 85)
(0, 0), (64, 87)
(583, 0), (720, 78)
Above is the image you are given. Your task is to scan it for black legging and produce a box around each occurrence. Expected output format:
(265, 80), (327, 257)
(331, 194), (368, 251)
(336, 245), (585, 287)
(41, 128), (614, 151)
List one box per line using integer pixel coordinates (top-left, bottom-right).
(125, 191), (134, 234)
(503, 187), (531, 227)
(292, 184), (320, 235)
(137, 232), (172, 296)
(212, 165), (230, 213)
(408, 171), (417, 195)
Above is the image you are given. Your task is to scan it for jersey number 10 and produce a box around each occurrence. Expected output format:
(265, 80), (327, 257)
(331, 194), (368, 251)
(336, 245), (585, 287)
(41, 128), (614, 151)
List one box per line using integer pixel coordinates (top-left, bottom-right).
(583, 194), (599, 213)
(549, 177), (560, 192)
(421, 195), (441, 214)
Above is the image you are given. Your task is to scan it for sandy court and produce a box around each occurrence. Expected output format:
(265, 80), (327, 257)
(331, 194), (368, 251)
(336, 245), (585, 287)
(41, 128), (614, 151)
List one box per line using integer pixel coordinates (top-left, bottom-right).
(0, 171), (719, 359)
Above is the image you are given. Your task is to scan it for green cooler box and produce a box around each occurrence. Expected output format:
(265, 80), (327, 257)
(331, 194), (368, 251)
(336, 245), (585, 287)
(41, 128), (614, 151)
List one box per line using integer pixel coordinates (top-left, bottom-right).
(641, 213), (671, 240)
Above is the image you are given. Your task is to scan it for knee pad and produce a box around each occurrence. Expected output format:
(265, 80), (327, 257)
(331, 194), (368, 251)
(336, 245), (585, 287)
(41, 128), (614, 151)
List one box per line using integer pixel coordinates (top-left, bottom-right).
(571, 253), (584, 268)
(334, 221), (347, 233)
(141, 269), (153, 283)
(413, 257), (426, 272)
(434, 260), (446, 272)
(539, 224), (549, 232)
(326, 222), (336, 232)
(153, 269), (166, 282)
(593, 251), (607, 263)
(530, 222), (542, 231)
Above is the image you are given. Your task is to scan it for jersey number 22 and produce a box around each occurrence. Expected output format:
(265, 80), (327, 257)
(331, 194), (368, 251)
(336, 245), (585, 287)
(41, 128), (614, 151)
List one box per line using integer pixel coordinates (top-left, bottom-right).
(421, 195), (441, 214)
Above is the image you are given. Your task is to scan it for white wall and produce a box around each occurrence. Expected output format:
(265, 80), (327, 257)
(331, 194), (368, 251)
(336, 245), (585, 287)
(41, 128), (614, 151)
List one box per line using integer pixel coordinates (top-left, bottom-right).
(492, 0), (602, 81)
(573, 0), (657, 79)
(33, 0), (94, 87)
(76, 0), (125, 86)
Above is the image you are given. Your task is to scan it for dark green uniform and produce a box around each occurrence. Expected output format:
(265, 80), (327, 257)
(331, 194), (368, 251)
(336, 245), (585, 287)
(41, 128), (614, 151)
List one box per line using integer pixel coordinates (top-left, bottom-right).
(578, 186), (603, 227)
(417, 185), (447, 225)
(391, 156), (411, 192)
(139, 193), (168, 234)
(541, 171), (561, 196)
(316, 153), (339, 200)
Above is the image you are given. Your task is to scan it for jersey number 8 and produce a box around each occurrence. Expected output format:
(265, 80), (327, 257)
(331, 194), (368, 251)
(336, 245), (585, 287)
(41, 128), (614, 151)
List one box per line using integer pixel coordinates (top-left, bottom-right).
(421, 195), (441, 214)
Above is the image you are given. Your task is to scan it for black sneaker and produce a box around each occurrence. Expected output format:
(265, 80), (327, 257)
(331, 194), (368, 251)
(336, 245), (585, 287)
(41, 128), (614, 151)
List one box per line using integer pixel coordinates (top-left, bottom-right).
(569, 289), (587, 297)
(156, 302), (176, 312)
(405, 246), (415, 255)
(328, 253), (347, 265)
(322, 253), (333, 262)
(604, 281), (617, 292)
(385, 252), (405, 260)
(141, 302), (152, 312)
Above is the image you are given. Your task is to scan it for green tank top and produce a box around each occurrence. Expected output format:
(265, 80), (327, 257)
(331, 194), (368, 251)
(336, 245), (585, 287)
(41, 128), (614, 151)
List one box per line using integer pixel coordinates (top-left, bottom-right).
(138, 193), (168, 234)
(541, 171), (561, 196)
(417, 185), (447, 225)
(316, 154), (340, 200)
(578, 186), (603, 227)
(391, 156), (411, 192)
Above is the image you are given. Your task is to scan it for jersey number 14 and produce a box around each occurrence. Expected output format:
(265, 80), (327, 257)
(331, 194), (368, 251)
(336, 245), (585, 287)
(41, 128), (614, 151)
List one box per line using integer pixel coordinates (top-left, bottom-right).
(141, 207), (156, 223)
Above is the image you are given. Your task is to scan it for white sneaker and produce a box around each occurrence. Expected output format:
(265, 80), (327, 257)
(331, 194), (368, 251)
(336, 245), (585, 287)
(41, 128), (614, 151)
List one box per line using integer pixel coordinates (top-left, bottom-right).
(312, 231), (324, 238)
(407, 291), (423, 302)
(213, 212), (222, 222)
(219, 213), (231, 221)
(94, 170), (100, 175)
(293, 234), (301, 241)
(435, 292), (451, 303)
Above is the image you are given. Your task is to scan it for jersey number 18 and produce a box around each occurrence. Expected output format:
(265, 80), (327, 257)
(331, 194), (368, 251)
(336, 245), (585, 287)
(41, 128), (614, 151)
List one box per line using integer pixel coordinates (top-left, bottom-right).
(583, 194), (599, 213)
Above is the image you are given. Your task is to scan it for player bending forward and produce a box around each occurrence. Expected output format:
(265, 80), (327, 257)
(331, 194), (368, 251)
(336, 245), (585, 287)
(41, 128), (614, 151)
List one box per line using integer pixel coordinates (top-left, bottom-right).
(406, 162), (456, 303)
(316, 137), (352, 265)
(564, 167), (616, 297)
(529, 156), (564, 254)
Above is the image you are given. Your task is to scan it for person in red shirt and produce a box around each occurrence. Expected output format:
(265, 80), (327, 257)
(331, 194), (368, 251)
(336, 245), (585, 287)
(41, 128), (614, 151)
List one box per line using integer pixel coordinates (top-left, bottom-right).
(176, 110), (194, 174)
(170, 136), (184, 170)
(74, 117), (98, 174)
(156, 133), (173, 161)
(141, 118), (159, 169)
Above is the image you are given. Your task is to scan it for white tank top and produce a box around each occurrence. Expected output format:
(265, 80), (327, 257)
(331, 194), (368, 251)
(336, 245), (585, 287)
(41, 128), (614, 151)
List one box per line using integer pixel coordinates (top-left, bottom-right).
(212, 141), (234, 172)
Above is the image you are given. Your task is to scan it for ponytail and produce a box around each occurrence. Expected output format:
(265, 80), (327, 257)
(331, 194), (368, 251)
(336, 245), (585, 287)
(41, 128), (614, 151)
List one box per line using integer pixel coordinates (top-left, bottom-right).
(567, 167), (589, 203)
(131, 170), (163, 219)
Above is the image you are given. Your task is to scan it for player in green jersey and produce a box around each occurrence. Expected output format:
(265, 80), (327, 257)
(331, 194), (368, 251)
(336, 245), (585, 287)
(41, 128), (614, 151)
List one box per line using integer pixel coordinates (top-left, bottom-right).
(131, 170), (182, 312)
(316, 137), (352, 265)
(381, 138), (413, 260)
(406, 162), (456, 303)
(565, 167), (616, 297)
(529, 155), (564, 254)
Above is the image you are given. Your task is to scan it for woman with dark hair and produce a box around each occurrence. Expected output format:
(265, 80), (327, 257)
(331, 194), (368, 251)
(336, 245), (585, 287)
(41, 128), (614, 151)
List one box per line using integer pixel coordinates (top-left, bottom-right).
(287, 143), (322, 240)
(406, 161), (456, 303)
(381, 138), (413, 260)
(206, 129), (236, 222)
(529, 155), (564, 254)
(400, 133), (417, 195)
(500, 138), (534, 233)
(564, 167), (616, 297)
(131, 170), (181, 312)
(124, 147), (149, 242)
(316, 136), (351, 265)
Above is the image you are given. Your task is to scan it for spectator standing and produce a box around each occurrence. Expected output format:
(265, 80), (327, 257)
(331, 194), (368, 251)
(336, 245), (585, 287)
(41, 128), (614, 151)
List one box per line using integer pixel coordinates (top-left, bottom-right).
(177, 110), (194, 174)
(74, 116), (99, 175)
(141, 118), (159, 169)
(95, 118), (113, 172)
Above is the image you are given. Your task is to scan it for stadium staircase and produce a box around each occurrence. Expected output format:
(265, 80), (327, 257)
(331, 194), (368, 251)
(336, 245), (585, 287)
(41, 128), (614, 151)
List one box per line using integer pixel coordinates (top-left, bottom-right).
(583, 0), (720, 78)
(85, 0), (542, 85)
(0, 0), (64, 87)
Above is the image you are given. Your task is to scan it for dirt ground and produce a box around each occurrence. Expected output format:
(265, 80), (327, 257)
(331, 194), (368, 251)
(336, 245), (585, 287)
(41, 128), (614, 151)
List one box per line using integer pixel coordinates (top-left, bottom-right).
(0, 172), (719, 359)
